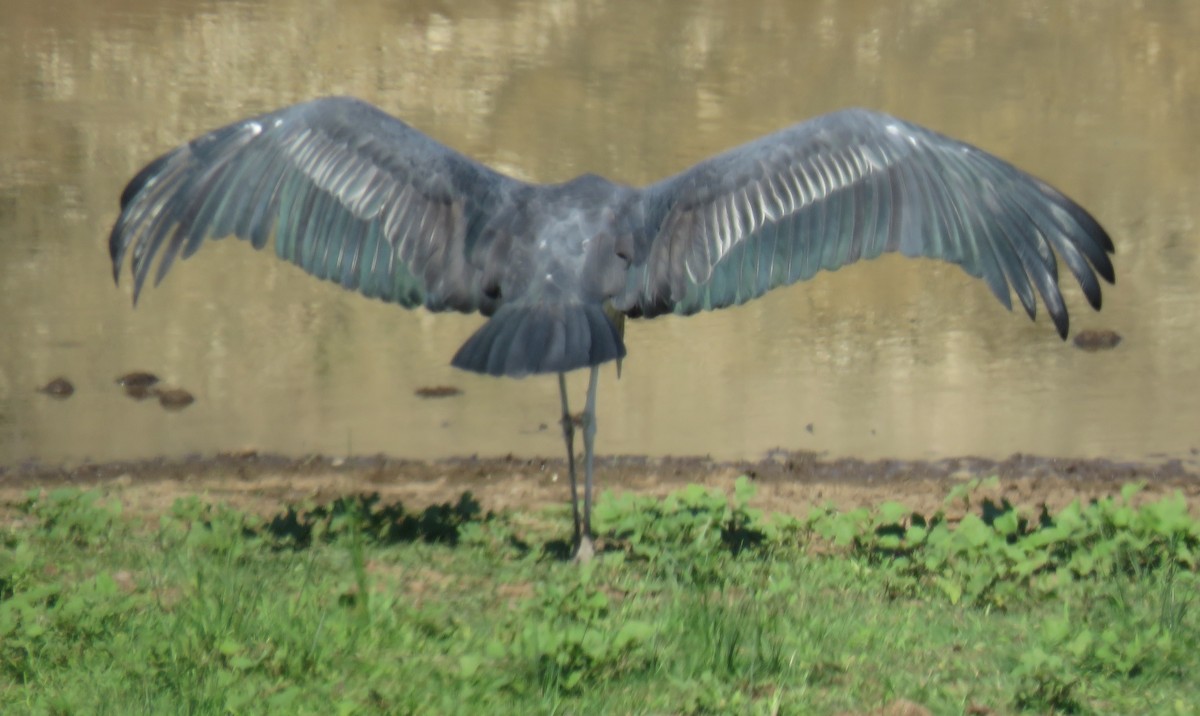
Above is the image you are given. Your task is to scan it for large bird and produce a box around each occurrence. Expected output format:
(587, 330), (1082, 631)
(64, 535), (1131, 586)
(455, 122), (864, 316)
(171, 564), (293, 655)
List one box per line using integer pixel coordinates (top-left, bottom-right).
(109, 96), (1115, 561)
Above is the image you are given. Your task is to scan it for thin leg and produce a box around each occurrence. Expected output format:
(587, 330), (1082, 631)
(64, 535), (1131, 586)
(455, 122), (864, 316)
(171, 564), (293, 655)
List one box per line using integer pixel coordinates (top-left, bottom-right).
(575, 364), (601, 562)
(557, 372), (581, 545)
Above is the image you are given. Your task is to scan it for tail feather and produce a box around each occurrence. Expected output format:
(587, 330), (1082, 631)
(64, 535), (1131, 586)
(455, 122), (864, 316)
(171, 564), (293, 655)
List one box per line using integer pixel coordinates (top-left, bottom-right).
(451, 303), (626, 377)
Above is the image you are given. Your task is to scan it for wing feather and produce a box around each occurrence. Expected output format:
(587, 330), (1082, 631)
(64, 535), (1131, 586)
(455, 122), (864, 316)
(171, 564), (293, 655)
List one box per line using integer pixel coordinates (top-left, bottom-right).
(620, 109), (1114, 337)
(109, 96), (528, 313)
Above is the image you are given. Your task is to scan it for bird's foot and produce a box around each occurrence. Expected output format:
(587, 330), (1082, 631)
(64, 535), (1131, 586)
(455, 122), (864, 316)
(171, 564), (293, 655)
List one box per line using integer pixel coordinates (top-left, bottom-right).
(571, 535), (596, 564)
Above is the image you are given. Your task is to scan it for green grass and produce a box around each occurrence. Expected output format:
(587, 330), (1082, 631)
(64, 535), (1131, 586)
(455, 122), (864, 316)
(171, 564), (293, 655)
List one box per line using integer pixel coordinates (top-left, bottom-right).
(1, 477), (1197, 714)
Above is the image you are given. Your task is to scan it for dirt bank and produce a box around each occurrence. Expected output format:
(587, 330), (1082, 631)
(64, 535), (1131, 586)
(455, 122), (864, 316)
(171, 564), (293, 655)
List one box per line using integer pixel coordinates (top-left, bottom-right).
(3, 450), (1197, 523)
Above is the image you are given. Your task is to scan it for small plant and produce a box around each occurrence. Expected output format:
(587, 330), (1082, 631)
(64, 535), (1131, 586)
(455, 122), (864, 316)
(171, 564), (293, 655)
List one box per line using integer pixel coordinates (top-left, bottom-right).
(801, 480), (1200, 608)
(155, 497), (264, 561)
(593, 476), (770, 583)
(1013, 646), (1082, 713)
(0, 535), (38, 602)
(502, 569), (654, 693)
(21, 487), (123, 547)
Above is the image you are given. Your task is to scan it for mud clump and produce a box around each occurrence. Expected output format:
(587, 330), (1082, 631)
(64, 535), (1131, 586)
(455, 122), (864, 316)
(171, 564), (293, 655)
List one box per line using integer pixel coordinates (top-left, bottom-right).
(414, 385), (463, 399)
(1073, 329), (1122, 351)
(155, 388), (195, 411)
(37, 377), (74, 399)
(116, 371), (160, 388)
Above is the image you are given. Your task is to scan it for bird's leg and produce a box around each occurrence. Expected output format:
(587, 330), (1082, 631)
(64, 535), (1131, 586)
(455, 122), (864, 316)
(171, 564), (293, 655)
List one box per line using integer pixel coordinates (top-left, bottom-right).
(557, 372), (582, 548)
(575, 364), (601, 563)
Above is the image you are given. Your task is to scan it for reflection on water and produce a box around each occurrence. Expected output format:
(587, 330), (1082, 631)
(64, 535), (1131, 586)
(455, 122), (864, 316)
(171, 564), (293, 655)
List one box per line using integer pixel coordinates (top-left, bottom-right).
(1, 0), (1198, 466)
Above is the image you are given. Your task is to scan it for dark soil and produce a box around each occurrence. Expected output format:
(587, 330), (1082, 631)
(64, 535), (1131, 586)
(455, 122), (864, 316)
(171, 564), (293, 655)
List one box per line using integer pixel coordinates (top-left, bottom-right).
(3, 450), (1196, 523)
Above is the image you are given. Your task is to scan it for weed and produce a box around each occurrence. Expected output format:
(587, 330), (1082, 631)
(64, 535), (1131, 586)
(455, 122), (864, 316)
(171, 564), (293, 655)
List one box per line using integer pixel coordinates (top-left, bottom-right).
(593, 475), (769, 584)
(498, 566), (655, 694)
(1013, 646), (1083, 713)
(21, 487), (123, 547)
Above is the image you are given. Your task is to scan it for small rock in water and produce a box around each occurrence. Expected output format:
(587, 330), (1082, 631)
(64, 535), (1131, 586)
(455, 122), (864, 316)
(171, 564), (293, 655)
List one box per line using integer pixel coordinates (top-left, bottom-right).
(38, 377), (74, 399)
(414, 385), (463, 399)
(1073, 329), (1122, 351)
(123, 383), (157, 400)
(155, 387), (195, 411)
(115, 371), (160, 388)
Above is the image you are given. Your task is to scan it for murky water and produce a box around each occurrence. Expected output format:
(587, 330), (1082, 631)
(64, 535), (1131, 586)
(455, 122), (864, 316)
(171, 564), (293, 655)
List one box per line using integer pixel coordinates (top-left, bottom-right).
(2, 0), (1197, 466)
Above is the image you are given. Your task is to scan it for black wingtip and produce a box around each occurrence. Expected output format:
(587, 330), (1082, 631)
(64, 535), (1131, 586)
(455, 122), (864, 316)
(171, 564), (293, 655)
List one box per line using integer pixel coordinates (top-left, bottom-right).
(1053, 313), (1069, 340)
(451, 303), (627, 377)
(108, 215), (125, 284)
(110, 149), (179, 293)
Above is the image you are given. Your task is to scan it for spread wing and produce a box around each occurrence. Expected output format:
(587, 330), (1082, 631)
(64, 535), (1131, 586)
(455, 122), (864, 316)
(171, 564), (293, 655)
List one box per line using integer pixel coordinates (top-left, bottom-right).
(109, 96), (530, 313)
(619, 108), (1115, 337)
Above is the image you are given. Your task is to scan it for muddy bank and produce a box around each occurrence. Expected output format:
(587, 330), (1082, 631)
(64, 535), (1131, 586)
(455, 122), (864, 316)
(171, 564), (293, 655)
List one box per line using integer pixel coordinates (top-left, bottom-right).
(3, 450), (1196, 523)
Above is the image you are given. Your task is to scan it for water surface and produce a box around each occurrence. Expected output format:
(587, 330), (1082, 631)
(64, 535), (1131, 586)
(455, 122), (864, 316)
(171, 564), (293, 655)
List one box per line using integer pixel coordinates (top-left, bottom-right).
(2, 0), (1197, 465)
